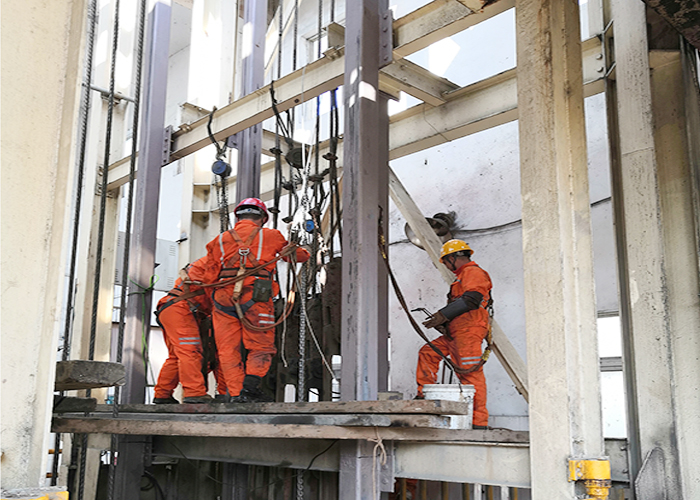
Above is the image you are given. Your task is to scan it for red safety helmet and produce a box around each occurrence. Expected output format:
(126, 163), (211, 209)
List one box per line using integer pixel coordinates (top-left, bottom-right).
(234, 197), (269, 224)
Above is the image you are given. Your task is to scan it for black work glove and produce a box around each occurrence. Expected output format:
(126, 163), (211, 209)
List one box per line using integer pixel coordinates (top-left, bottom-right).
(422, 311), (448, 329)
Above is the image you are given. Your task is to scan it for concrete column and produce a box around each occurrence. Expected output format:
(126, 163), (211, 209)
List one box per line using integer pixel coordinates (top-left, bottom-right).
(651, 51), (700, 499)
(0, 0), (87, 492)
(608, 1), (686, 495)
(515, 0), (604, 498)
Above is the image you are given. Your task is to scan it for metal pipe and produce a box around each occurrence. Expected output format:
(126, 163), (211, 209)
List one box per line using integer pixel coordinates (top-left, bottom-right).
(90, 84), (135, 103)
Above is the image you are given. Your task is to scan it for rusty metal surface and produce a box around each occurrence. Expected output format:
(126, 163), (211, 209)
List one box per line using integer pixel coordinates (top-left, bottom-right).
(643, 0), (700, 49)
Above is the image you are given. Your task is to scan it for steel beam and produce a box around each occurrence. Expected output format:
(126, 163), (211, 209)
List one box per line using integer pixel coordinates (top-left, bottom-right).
(515, 1), (604, 499)
(339, 0), (390, 497)
(114, 2), (171, 496)
(153, 0), (510, 163)
(106, 33), (604, 190)
(234, 0), (267, 201)
(392, 0), (515, 58)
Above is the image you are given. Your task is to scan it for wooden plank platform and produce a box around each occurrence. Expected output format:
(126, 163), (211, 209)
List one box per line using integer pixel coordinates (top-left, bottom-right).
(91, 399), (473, 415)
(52, 415), (528, 443)
(59, 412), (452, 428)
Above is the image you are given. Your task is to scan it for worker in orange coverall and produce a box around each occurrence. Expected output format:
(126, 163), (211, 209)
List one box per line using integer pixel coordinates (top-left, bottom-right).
(416, 239), (492, 428)
(153, 256), (227, 404)
(205, 197), (310, 402)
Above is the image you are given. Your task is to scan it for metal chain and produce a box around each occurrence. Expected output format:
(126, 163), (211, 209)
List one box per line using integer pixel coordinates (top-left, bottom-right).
(297, 266), (307, 402)
(296, 471), (305, 500)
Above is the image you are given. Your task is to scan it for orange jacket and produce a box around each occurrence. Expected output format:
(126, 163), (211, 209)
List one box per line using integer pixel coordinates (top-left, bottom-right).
(157, 255), (214, 314)
(205, 219), (310, 294)
(447, 261), (492, 331)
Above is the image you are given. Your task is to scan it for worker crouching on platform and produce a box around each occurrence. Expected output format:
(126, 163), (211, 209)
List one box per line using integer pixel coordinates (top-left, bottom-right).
(416, 240), (493, 428)
(154, 256), (227, 404)
(205, 198), (310, 403)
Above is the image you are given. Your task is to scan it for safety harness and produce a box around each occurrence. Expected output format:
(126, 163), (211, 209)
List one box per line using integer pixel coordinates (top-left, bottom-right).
(208, 227), (301, 333)
(378, 220), (492, 376)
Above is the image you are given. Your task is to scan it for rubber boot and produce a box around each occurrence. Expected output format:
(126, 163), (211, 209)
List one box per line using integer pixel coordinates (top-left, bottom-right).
(232, 375), (274, 403)
(153, 396), (180, 405)
(182, 394), (214, 404)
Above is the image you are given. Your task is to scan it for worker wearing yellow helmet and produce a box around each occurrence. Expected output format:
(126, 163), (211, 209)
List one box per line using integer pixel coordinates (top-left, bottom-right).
(416, 239), (493, 428)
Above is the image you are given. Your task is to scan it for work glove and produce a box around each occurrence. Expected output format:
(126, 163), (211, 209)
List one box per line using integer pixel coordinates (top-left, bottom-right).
(422, 311), (448, 330)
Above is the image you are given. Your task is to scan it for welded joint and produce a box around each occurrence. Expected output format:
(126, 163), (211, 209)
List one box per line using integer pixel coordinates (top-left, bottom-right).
(568, 458), (612, 500)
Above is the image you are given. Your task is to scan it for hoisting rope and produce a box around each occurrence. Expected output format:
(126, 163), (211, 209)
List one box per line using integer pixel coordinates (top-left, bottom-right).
(207, 107), (231, 233)
(377, 215), (492, 376)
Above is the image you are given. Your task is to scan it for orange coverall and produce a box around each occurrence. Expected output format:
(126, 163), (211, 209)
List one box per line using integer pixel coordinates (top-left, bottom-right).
(154, 256), (227, 399)
(416, 261), (492, 427)
(205, 219), (310, 397)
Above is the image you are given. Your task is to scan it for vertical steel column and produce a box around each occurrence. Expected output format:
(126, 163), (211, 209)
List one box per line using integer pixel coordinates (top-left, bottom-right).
(515, 0), (604, 498)
(339, 0), (390, 497)
(234, 0), (267, 201)
(120, 0), (171, 405)
(113, 2), (170, 497)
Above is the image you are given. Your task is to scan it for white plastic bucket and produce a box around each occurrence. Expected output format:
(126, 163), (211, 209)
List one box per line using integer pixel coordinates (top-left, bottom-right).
(423, 384), (475, 429)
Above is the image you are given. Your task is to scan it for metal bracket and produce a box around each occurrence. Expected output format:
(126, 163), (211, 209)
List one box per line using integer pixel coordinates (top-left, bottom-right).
(379, 9), (393, 68)
(161, 125), (173, 166)
(634, 448), (666, 500)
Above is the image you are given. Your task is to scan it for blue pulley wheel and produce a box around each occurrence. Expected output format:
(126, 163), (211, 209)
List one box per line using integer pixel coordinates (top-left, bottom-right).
(212, 159), (231, 176)
(304, 219), (315, 233)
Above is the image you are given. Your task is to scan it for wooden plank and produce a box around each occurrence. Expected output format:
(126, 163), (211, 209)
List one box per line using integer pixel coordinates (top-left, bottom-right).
(90, 399), (473, 415)
(57, 412), (452, 428)
(54, 360), (125, 391)
(53, 396), (97, 413)
(52, 417), (529, 443)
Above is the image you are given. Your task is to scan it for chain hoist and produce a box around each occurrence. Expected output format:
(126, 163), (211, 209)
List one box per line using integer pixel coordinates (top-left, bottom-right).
(207, 107), (232, 233)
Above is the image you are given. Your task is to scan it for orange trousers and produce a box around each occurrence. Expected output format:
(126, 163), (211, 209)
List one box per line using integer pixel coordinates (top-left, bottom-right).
(154, 303), (226, 399)
(416, 326), (489, 427)
(211, 286), (277, 397)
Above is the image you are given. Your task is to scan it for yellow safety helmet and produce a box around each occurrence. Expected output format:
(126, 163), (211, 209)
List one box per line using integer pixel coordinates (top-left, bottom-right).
(439, 239), (472, 262)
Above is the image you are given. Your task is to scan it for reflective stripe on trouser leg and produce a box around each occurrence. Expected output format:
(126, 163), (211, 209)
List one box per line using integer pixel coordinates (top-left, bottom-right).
(157, 304), (207, 398)
(242, 301), (277, 378)
(448, 325), (489, 427)
(415, 335), (451, 396)
(154, 330), (179, 398)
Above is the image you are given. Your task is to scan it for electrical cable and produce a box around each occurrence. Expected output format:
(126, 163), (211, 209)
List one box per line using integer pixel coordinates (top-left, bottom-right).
(142, 470), (166, 500)
(80, 2), (121, 499)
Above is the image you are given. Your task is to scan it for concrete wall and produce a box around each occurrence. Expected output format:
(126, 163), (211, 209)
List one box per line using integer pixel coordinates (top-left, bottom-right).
(1, 0), (86, 490)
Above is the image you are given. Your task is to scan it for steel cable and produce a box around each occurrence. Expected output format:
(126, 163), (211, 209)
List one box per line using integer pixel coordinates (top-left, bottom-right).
(106, 0), (146, 497)
(79, 0), (121, 498)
